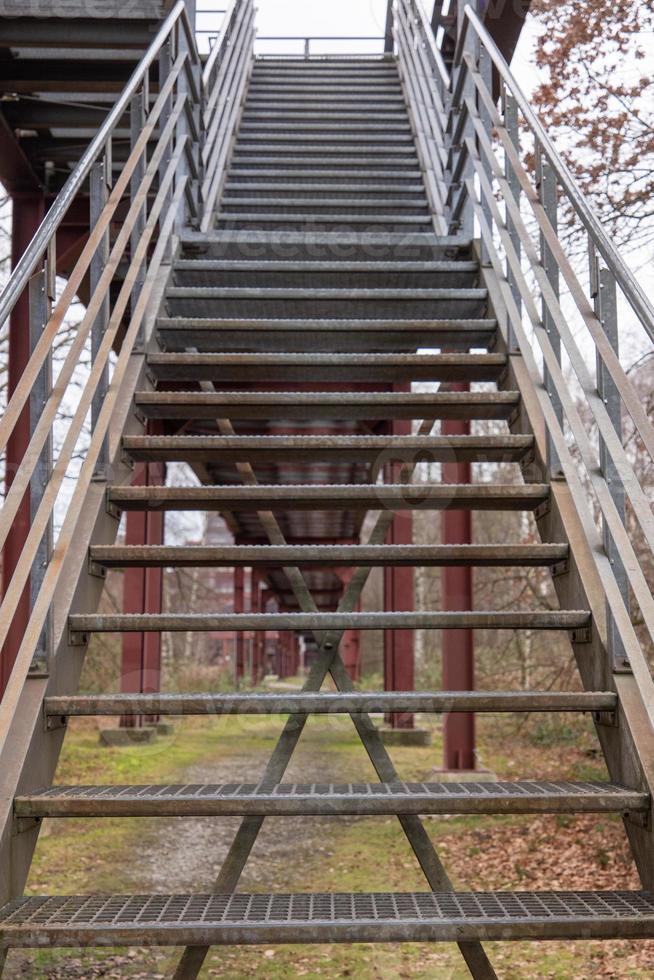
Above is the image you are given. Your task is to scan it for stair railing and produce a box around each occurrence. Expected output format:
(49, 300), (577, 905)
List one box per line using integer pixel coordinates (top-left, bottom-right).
(0, 1), (203, 745)
(394, 0), (654, 714)
(200, 0), (256, 231)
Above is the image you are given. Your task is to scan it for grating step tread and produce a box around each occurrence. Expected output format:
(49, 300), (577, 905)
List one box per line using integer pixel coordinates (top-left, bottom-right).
(182, 230), (455, 245)
(121, 433), (534, 464)
(134, 390), (519, 421)
(3, 892), (654, 946)
(145, 352), (507, 382)
(163, 289), (487, 301)
(16, 781), (647, 818)
(106, 482), (548, 513)
(44, 690), (618, 717)
(89, 543), (568, 569)
(223, 183), (427, 194)
(69, 610), (591, 634)
(215, 215), (430, 226)
(226, 170), (424, 180)
(173, 260), (477, 272)
(220, 198), (427, 208)
(237, 126), (413, 135)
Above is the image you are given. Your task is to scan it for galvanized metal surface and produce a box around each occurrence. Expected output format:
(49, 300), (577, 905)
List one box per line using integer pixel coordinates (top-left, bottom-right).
(16, 781), (647, 818)
(3, 892), (654, 947)
(107, 483), (550, 512)
(43, 690), (619, 717)
(69, 610), (591, 634)
(89, 543), (568, 569)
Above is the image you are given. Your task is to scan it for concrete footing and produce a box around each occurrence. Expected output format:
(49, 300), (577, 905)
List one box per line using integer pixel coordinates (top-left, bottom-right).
(156, 722), (175, 736)
(379, 727), (432, 747)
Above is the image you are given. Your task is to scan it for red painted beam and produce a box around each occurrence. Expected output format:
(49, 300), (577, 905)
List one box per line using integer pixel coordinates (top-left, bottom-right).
(383, 389), (415, 729)
(442, 382), (475, 770)
(234, 565), (245, 682)
(119, 446), (166, 728)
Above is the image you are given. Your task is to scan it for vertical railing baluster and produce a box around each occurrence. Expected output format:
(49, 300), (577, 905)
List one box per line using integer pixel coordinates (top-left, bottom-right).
(28, 270), (52, 676)
(536, 143), (563, 478)
(159, 36), (174, 262)
(503, 84), (521, 352)
(590, 250), (631, 672)
(452, 5), (477, 238)
(90, 150), (110, 479)
(191, 51), (203, 223)
(130, 85), (147, 336)
(478, 39), (493, 267)
(174, 20), (189, 238)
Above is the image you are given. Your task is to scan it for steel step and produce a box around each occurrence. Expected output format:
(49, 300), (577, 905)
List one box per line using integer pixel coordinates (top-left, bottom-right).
(89, 543), (568, 569)
(222, 183), (427, 199)
(164, 287), (481, 302)
(44, 690), (618, 718)
(155, 317), (494, 351)
(69, 610), (590, 635)
(233, 140), (418, 152)
(121, 433), (534, 465)
(15, 781), (645, 819)
(245, 93), (406, 101)
(215, 216), (432, 231)
(246, 85), (405, 95)
(106, 482), (549, 513)
(180, 230), (463, 262)
(237, 125), (413, 136)
(172, 259), (477, 289)
(145, 352), (507, 383)
(230, 156), (419, 169)
(5, 891), (653, 946)
(251, 66), (400, 76)
(226, 169), (424, 182)
(219, 198), (428, 213)
(163, 290), (488, 320)
(173, 259), (479, 289)
(240, 113), (411, 123)
(134, 390), (519, 421)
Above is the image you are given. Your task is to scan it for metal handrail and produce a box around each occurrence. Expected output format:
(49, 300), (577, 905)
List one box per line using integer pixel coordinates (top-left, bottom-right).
(0, 0), (258, 730)
(460, 3), (654, 346)
(0, 0), (199, 335)
(393, 0), (654, 707)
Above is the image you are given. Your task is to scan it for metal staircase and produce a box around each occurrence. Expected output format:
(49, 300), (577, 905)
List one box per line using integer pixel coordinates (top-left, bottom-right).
(1, 1), (654, 976)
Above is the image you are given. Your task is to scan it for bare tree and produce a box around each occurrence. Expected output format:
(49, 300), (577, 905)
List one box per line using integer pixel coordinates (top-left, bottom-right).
(531, 0), (654, 249)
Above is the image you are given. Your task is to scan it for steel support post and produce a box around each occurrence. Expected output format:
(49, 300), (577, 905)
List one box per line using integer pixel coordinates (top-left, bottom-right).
(1, 192), (45, 697)
(119, 456), (166, 728)
(442, 383), (475, 771)
(383, 409), (415, 729)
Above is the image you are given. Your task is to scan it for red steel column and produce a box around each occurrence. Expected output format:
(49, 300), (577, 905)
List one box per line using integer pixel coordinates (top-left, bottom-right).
(383, 397), (414, 729)
(120, 456), (165, 727)
(250, 569), (262, 684)
(1, 193), (45, 697)
(234, 565), (245, 682)
(442, 381), (475, 770)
